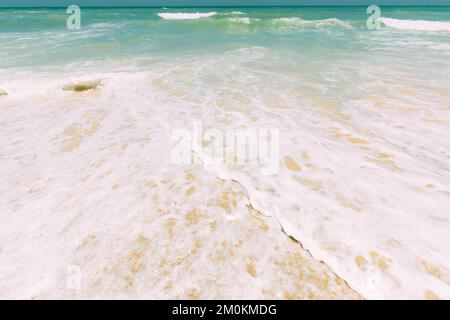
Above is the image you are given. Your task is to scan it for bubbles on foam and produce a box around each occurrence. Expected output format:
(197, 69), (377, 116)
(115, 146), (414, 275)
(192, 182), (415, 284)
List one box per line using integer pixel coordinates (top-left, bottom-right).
(381, 18), (450, 31)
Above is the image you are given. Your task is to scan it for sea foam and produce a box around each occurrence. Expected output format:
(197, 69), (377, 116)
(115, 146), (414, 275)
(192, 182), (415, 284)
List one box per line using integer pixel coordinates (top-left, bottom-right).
(228, 17), (251, 25)
(381, 18), (450, 31)
(1, 7), (450, 300)
(271, 17), (352, 29)
(157, 12), (217, 20)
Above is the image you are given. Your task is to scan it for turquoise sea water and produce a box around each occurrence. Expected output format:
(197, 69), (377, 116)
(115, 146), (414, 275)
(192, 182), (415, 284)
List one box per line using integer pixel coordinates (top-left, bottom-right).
(0, 7), (449, 68)
(1, 7), (450, 299)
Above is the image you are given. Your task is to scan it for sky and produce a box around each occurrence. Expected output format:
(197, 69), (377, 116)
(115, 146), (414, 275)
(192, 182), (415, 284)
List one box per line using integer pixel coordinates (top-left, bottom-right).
(0, 0), (449, 6)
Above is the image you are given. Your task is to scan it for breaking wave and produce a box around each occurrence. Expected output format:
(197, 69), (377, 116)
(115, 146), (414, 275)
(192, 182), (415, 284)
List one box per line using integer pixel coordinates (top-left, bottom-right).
(381, 18), (450, 31)
(271, 17), (352, 29)
(157, 12), (218, 20)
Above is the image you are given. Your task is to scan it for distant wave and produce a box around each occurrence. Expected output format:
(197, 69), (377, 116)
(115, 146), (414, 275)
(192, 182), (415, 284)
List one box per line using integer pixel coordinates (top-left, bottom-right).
(227, 17), (251, 24)
(381, 18), (450, 31)
(271, 17), (352, 29)
(157, 12), (217, 20)
(220, 11), (246, 16)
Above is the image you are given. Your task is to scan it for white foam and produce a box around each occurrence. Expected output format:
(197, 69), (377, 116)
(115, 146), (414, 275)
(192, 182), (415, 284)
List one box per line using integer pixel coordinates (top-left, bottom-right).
(1, 38), (450, 300)
(272, 17), (352, 29)
(221, 11), (246, 16)
(157, 12), (217, 20)
(228, 17), (251, 25)
(381, 18), (450, 31)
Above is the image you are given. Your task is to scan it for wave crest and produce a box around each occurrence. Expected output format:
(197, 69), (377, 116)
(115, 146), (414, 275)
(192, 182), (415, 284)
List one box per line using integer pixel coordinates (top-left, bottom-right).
(227, 17), (251, 24)
(381, 18), (450, 31)
(271, 17), (352, 29)
(220, 11), (246, 16)
(157, 12), (217, 20)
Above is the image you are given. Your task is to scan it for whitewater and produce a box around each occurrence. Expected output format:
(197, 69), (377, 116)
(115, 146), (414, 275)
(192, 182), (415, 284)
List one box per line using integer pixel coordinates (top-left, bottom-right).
(0, 7), (449, 299)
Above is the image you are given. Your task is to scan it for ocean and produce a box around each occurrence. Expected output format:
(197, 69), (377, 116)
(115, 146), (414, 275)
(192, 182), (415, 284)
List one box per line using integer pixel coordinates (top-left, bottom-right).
(0, 7), (449, 299)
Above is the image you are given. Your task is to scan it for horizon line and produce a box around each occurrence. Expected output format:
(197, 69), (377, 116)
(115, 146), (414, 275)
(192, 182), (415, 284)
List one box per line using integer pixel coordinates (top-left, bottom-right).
(1, 5), (450, 8)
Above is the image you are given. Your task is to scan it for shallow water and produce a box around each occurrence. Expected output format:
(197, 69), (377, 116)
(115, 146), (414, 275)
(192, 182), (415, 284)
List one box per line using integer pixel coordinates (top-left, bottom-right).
(0, 7), (449, 299)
